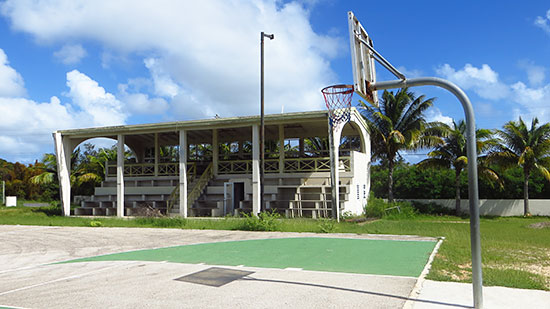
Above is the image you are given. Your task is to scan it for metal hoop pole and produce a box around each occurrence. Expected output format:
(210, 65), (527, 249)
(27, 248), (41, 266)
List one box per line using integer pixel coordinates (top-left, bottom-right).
(373, 77), (483, 309)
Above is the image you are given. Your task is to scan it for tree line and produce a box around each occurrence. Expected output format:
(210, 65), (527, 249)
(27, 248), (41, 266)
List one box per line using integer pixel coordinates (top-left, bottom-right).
(2, 87), (549, 216)
(360, 88), (550, 216)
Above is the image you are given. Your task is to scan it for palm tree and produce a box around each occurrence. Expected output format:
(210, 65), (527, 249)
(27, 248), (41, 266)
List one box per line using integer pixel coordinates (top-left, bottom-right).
(488, 117), (550, 215)
(360, 88), (443, 202)
(418, 120), (501, 215)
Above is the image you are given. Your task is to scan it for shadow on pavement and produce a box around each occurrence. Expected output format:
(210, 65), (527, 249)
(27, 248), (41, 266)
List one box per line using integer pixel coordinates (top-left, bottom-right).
(241, 277), (472, 308)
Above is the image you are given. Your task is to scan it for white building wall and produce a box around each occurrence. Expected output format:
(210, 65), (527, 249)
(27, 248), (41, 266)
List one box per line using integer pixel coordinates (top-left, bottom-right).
(343, 151), (370, 215)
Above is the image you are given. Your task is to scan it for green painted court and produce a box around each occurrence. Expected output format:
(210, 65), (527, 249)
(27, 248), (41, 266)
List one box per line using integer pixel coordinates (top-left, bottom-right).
(64, 237), (437, 277)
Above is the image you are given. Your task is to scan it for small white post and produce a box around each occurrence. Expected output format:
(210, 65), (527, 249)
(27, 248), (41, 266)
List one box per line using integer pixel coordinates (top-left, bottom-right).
(252, 124), (261, 215)
(117, 134), (125, 217)
(179, 130), (188, 217)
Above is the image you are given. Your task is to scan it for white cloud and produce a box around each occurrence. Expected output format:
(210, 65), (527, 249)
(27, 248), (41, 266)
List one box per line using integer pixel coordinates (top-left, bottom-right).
(0, 48), (26, 97)
(425, 107), (453, 126)
(0, 0), (341, 119)
(54, 44), (87, 65)
(144, 58), (180, 98)
(436, 63), (550, 124)
(436, 63), (510, 100)
(518, 60), (546, 86)
(397, 66), (422, 78)
(65, 70), (127, 126)
(534, 9), (550, 35)
(510, 81), (550, 123)
(118, 83), (169, 115)
(0, 59), (127, 161)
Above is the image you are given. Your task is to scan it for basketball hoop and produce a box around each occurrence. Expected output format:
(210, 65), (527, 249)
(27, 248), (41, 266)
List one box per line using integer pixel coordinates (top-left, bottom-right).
(321, 84), (354, 127)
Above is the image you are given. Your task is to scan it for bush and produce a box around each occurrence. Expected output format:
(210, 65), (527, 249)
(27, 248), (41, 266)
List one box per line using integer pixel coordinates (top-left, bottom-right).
(89, 220), (103, 227)
(364, 194), (417, 219)
(240, 210), (280, 231)
(410, 200), (455, 216)
(318, 218), (336, 233)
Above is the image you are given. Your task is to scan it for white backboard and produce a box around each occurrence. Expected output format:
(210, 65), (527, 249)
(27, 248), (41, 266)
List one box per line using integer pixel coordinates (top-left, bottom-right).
(348, 11), (378, 106)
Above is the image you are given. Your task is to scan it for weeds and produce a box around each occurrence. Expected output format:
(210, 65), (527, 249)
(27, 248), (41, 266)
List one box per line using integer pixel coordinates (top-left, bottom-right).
(240, 210), (280, 231)
(318, 218), (336, 233)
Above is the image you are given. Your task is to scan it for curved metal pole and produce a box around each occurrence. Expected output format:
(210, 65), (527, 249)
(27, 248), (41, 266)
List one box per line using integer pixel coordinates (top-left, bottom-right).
(373, 77), (483, 309)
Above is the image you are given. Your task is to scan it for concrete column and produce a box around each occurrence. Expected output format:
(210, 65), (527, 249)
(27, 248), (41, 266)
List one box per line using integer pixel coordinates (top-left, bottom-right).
(252, 124), (260, 215)
(212, 129), (219, 175)
(117, 134), (125, 217)
(179, 130), (188, 217)
(299, 137), (304, 158)
(154, 132), (159, 176)
(278, 124), (284, 174)
(54, 132), (72, 216)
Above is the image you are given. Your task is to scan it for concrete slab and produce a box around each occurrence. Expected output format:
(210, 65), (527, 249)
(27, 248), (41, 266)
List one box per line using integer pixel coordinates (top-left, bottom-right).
(0, 225), (436, 308)
(412, 280), (550, 309)
(0, 261), (418, 308)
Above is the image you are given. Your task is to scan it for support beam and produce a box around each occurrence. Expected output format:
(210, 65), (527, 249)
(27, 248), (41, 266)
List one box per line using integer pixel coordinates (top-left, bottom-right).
(179, 130), (188, 217)
(278, 124), (284, 174)
(54, 132), (71, 216)
(154, 133), (159, 176)
(252, 124), (260, 215)
(212, 129), (219, 176)
(117, 134), (125, 217)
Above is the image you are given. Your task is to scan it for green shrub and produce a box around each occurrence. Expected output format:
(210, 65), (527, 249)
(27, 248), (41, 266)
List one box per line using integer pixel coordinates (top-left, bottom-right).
(318, 218), (336, 233)
(240, 210), (280, 231)
(89, 220), (103, 227)
(410, 200), (455, 216)
(364, 194), (417, 219)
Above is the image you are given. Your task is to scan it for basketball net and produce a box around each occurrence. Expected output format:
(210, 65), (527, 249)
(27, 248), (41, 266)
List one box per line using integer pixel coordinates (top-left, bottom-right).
(321, 84), (353, 129)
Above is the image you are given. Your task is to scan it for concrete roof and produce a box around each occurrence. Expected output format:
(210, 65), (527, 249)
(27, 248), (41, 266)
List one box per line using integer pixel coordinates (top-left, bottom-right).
(55, 108), (367, 138)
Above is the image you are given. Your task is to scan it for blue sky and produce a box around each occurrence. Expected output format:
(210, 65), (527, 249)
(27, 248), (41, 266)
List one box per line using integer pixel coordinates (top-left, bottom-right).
(0, 0), (549, 163)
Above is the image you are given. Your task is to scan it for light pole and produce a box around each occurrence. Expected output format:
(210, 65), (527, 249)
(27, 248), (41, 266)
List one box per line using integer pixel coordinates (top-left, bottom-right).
(260, 32), (274, 213)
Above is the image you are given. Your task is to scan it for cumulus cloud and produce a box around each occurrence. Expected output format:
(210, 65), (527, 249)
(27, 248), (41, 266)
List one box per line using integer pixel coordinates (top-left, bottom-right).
(0, 52), (127, 161)
(144, 58), (180, 98)
(437, 63), (550, 124)
(518, 60), (546, 86)
(65, 70), (126, 126)
(118, 83), (169, 115)
(436, 63), (509, 100)
(534, 9), (550, 35)
(510, 81), (550, 123)
(425, 107), (453, 126)
(0, 48), (26, 97)
(0, 0), (340, 119)
(54, 44), (87, 65)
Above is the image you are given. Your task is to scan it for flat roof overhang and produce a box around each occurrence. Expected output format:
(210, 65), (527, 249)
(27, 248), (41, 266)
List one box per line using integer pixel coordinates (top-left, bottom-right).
(55, 109), (367, 145)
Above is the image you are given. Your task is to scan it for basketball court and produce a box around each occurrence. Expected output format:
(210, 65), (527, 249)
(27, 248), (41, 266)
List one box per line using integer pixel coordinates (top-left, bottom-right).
(0, 225), (443, 308)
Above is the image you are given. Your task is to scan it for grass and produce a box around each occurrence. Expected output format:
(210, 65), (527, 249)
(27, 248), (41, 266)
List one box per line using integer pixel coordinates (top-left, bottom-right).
(1, 205), (549, 290)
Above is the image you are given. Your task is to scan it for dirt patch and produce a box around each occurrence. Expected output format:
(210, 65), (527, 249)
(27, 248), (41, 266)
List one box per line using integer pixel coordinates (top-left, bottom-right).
(528, 222), (550, 229)
(357, 218), (380, 225)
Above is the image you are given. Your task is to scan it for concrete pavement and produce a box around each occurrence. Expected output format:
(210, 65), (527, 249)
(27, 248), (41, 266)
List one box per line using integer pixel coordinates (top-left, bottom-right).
(0, 225), (548, 308)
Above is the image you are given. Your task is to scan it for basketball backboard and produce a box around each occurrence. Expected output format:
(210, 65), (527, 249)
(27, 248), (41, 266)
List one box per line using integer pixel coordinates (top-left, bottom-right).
(348, 11), (378, 106)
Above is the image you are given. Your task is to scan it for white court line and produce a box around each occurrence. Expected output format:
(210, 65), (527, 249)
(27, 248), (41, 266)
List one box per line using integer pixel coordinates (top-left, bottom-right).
(0, 261), (139, 297)
(403, 237), (445, 309)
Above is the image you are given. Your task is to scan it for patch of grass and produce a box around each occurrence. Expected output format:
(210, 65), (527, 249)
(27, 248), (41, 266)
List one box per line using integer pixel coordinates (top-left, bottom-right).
(483, 268), (548, 290)
(1, 205), (550, 290)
